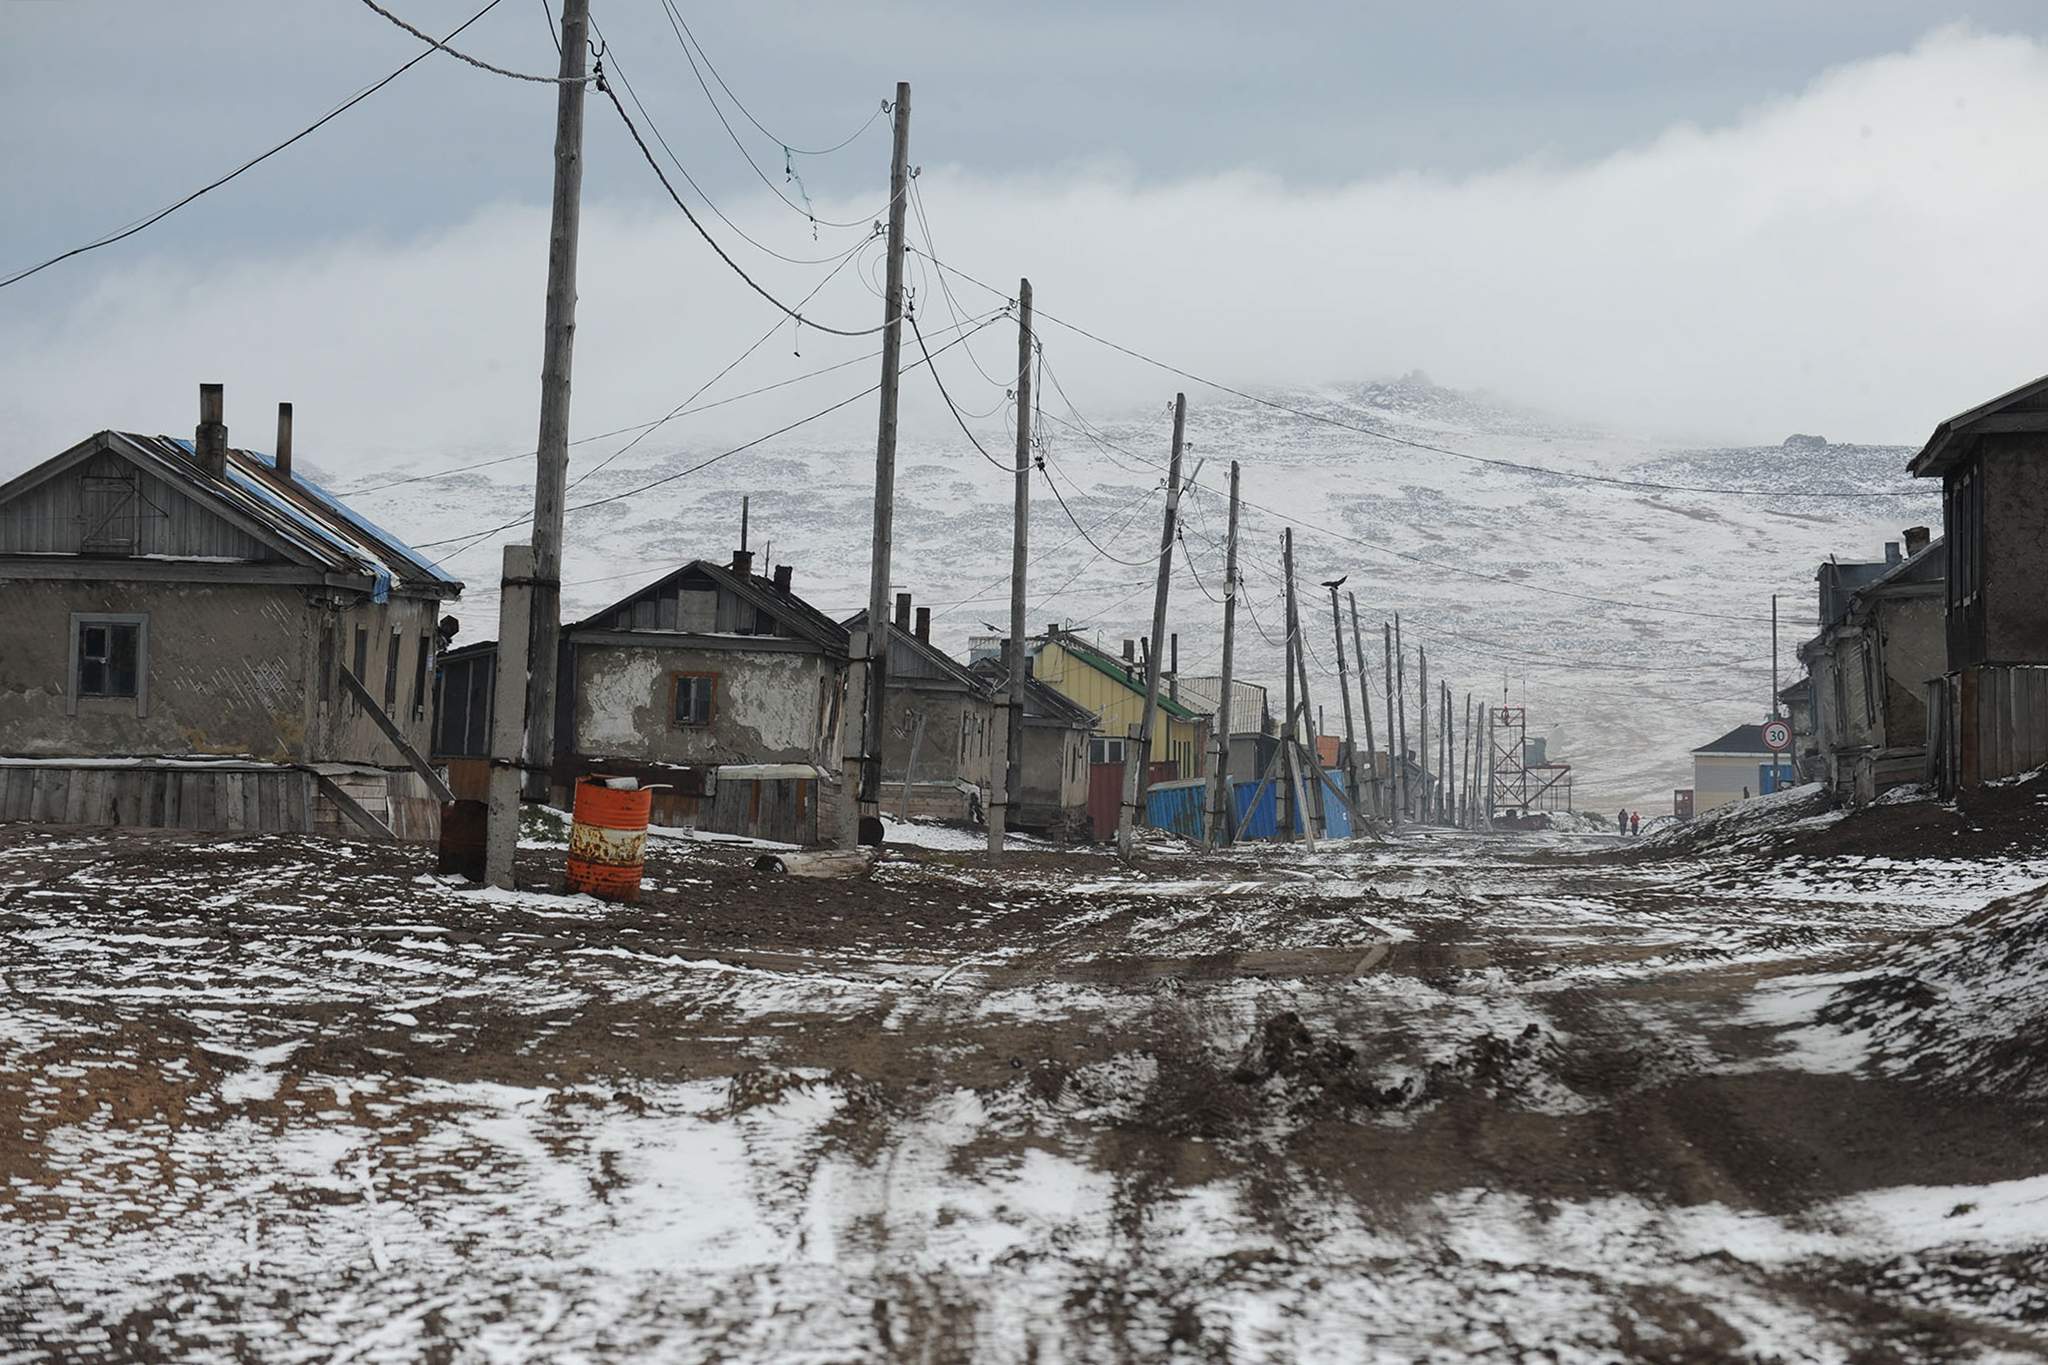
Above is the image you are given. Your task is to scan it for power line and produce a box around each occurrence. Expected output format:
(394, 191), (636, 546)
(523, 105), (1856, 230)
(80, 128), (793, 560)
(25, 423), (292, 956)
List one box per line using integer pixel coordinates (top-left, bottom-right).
(343, 279), (890, 497)
(907, 246), (1929, 502)
(599, 79), (891, 338)
(413, 308), (1005, 556)
(596, 29), (875, 267)
(357, 0), (589, 83)
(0, 0), (508, 292)
(656, 5), (885, 156)
(1033, 356), (1778, 624)
(654, 0), (891, 230)
(907, 310), (1015, 474)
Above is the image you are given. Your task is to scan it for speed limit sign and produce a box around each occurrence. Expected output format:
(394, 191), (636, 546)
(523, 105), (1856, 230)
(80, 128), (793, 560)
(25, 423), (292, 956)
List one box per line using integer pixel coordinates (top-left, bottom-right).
(1763, 718), (1792, 752)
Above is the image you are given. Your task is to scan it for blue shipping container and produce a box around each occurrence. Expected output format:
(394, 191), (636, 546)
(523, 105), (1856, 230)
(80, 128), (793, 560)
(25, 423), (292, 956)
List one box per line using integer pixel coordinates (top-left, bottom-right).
(1232, 778), (1279, 839)
(1144, 778), (1208, 840)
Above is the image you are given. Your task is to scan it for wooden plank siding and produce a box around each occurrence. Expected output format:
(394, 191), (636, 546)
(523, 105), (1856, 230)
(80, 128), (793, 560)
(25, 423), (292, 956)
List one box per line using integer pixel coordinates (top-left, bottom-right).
(0, 763), (319, 834)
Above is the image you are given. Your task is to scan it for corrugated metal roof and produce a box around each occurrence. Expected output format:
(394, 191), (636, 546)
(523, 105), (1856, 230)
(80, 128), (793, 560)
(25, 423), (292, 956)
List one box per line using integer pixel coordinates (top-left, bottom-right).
(120, 433), (459, 598)
(1050, 634), (1206, 723)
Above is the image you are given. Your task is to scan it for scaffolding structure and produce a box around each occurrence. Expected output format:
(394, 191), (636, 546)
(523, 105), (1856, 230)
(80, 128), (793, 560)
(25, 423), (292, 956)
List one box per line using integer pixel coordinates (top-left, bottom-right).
(1489, 706), (1574, 816)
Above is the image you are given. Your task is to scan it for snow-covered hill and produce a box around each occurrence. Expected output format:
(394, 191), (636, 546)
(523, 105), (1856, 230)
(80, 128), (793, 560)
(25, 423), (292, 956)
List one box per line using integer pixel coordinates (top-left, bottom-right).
(333, 373), (1936, 810)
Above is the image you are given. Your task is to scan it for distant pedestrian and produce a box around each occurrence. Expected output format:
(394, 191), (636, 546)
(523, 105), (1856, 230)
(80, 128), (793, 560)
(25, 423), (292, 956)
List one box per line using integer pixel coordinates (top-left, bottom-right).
(1615, 808), (1627, 835)
(1742, 785), (1750, 800)
(1630, 811), (1640, 837)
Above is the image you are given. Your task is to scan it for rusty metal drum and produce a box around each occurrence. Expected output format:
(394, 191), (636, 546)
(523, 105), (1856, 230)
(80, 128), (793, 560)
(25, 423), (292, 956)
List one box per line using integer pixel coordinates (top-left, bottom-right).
(566, 777), (653, 902)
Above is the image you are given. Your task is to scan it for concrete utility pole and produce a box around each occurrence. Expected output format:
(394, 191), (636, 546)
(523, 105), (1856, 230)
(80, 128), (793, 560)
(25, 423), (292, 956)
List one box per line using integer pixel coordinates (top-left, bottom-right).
(1326, 580), (1359, 816)
(847, 81), (913, 847)
(486, 545), (537, 888)
(520, 0), (590, 805)
(1207, 460), (1241, 846)
(1117, 393), (1186, 862)
(990, 277), (1033, 854)
(1349, 593), (1377, 821)
(1392, 617), (1408, 821)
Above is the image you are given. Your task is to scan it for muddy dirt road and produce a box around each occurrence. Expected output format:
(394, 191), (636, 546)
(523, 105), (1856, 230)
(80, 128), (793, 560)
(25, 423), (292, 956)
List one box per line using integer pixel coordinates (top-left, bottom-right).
(3, 822), (2045, 1362)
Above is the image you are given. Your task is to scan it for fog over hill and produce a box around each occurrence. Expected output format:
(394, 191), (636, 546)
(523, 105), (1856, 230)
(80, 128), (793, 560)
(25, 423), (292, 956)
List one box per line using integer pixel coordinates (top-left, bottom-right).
(331, 373), (1935, 812)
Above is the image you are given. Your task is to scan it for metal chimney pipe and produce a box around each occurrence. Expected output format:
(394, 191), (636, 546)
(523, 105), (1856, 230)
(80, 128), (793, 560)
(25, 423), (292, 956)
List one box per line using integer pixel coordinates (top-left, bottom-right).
(275, 402), (293, 480)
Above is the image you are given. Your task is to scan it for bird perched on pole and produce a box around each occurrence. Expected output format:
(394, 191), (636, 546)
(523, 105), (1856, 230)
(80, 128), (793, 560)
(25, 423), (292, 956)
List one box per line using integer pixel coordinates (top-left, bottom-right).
(1322, 575), (1348, 591)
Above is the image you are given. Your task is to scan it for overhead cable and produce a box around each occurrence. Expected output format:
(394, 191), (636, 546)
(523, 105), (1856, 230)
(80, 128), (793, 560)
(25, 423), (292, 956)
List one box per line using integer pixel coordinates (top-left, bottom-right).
(0, 0), (506, 291)
(357, 0), (590, 83)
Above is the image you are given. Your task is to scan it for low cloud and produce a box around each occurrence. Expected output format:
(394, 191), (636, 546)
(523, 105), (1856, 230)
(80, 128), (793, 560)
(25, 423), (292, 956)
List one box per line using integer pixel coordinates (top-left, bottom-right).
(5, 24), (2047, 475)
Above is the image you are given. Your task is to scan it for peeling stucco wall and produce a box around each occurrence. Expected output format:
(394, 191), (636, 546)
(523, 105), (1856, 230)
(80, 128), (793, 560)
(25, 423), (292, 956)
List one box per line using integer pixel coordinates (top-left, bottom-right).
(0, 580), (443, 765)
(572, 643), (840, 767)
(0, 580), (311, 760)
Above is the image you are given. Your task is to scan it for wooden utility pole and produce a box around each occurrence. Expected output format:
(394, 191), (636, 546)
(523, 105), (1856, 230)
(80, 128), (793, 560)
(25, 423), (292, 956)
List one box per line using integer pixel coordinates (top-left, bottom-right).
(1288, 544), (1319, 836)
(1349, 593), (1377, 821)
(1392, 617), (1408, 821)
(486, 545), (537, 888)
(1279, 532), (1301, 840)
(1417, 646), (1430, 823)
(1207, 461), (1241, 846)
(1117, 394), (1185, 862)
(520, 0), (590, 804)
(1461, 692), (1474, 828)
(990, 277), (1033, 854)
(847, 81), (913, 846)
(1326, 581), (1359, 816)
(1442, 682), (1453, 824)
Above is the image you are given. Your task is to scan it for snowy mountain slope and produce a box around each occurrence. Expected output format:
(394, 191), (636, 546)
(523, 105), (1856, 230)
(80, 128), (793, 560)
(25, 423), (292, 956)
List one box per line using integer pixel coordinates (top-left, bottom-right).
(335, 373), (1937, 810)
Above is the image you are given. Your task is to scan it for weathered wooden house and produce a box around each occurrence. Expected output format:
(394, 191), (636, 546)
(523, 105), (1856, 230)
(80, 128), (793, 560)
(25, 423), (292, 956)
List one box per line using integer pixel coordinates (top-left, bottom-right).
(0, 386), (461, 837)
(1909, 373), (2048, 789)
(1796, 530), (1944, 804)
(434, 551), (848, 843)
(844, 593), (996, 822)
(968, 654), (1094, 838)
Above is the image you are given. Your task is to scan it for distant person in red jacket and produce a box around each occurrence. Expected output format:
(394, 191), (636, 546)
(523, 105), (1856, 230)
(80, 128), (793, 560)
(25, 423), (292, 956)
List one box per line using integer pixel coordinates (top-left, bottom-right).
(1630, 811), (1640, 836)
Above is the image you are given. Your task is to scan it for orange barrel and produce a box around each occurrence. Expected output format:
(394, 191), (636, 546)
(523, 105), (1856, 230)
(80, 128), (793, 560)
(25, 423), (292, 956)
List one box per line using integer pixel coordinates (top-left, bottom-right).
(566, 777), (654, 903)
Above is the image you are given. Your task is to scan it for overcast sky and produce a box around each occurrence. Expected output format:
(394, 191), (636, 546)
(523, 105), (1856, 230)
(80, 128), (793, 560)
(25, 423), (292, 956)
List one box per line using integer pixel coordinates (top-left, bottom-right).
(6, 2), (2048, 472)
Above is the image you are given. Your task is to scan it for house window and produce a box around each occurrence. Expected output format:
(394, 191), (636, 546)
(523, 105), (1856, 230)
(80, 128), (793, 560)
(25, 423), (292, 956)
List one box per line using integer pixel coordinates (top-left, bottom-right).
(412, 633), (431, 717)
(1949, 469), (1982, 607)
(1089, 736), (1126, 765)
(672, 673), (717, 727)
(77, 618), (142, 699)
(384, 628), (402, 709)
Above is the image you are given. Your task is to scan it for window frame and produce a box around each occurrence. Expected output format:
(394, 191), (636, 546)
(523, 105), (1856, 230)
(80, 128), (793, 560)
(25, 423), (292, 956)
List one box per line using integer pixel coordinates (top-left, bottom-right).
(670, 671), (718, 729)
(68, 612), (149, 717)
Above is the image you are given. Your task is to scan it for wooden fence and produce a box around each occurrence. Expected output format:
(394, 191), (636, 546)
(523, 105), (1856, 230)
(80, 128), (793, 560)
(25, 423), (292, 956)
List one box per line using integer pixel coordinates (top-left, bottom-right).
(0, 762), (315, 833)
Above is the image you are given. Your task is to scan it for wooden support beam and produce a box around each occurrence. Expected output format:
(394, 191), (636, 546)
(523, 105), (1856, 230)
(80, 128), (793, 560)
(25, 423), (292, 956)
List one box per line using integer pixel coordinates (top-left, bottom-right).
(314, 773), (395, 841)
(338, 666), (456, 805)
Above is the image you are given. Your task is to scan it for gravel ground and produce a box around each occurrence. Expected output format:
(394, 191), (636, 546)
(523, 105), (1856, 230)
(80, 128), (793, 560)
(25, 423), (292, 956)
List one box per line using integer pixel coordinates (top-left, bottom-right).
(3, 820), (2046, 1363)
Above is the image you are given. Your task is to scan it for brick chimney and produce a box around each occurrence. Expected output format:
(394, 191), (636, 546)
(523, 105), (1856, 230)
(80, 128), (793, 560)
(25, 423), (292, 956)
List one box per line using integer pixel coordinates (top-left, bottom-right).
(730, 548), (754, 576)
(772, 564), (793, 593)
(1904, 525), (1931, 557)
(914, 606), (931, 643)
(1884, 541), (1901, 566)
(194, 383), (228, 478)
(1122, 639), (1135, 662)
(274, 402), (293, 480)
(894, 591), (912, 632)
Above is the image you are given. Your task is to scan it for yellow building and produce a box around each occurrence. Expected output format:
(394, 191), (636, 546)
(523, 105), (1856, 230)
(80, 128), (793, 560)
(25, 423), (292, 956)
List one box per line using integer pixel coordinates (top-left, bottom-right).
(1031, 633), (1210, 778)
